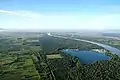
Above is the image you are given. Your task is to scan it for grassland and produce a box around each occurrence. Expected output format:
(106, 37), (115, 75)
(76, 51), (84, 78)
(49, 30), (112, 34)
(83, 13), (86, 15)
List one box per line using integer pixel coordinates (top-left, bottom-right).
(21, 59), (41, 80)
(46, 54), (62, 59)
(0, 35), (42, 80)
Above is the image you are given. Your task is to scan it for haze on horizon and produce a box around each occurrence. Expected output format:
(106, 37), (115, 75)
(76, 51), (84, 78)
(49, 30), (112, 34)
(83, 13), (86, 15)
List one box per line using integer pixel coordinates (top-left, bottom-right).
(0, 0), (120, 30)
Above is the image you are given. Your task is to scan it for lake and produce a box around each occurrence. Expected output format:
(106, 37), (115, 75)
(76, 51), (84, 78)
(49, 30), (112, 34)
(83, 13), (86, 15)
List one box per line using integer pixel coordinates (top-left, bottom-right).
(61, 49), (111, 64)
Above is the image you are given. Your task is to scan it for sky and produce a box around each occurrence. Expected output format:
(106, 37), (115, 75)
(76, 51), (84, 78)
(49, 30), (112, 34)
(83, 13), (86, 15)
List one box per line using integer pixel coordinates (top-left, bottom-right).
(0, 0), (120, 30)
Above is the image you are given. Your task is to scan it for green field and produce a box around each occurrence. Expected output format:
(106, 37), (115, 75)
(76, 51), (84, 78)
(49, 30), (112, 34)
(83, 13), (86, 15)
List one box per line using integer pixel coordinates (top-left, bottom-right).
(47, 54), (62, 59)
(21, 59), (41, 80)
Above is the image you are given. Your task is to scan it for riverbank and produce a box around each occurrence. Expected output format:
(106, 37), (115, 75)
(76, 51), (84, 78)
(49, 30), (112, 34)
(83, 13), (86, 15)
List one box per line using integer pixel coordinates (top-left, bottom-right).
(50, 34), (120, 56)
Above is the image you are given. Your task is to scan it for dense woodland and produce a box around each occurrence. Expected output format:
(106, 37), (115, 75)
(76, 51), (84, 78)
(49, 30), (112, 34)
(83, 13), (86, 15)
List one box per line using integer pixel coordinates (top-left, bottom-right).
(44, 51), (120, 80)
(0, 34), (120, 80)
(39, 36), (103, 53)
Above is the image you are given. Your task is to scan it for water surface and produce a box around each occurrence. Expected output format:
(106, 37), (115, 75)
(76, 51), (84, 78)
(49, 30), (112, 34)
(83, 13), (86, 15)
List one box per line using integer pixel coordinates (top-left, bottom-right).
(61, 49), (111, 64)
(56, 35), (120, 56)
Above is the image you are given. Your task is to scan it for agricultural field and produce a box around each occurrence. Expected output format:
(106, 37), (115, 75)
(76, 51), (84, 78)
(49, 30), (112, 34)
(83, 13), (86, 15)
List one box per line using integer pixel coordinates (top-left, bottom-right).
(46, 54), (62, 59)
(0, 35), (42, 80)
(1, 33), (120, 80)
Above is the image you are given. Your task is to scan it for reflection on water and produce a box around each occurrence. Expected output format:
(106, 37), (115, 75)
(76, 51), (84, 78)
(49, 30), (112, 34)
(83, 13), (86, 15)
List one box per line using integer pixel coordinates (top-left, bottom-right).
(61, 49), (111, 64)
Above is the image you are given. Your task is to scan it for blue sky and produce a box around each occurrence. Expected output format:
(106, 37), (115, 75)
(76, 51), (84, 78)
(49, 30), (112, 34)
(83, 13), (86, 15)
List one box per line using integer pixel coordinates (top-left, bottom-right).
(0, 0), (120, 30)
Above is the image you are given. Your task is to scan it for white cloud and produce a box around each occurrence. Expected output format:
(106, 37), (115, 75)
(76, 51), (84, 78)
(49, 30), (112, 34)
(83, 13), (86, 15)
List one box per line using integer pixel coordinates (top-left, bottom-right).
(86, 14), (120, 29)
(0, 9), (120, 30)
(0, 9), (43, 18)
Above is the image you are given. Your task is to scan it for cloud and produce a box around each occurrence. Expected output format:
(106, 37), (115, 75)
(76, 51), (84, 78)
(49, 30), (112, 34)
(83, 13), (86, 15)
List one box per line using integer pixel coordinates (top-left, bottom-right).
(0, 9), (120, 30)
(86, 14), (120, 29)
(0, 9), (43, 18)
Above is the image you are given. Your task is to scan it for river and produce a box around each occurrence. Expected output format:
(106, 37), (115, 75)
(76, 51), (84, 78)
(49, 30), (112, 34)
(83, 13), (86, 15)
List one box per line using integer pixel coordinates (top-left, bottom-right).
(73, 38), (120, 56)
(50, 35), (120, 56)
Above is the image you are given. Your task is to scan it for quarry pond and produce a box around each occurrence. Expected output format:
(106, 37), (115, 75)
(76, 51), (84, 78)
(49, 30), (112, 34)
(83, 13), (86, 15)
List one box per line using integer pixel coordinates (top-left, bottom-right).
(61, 49), (111, 64)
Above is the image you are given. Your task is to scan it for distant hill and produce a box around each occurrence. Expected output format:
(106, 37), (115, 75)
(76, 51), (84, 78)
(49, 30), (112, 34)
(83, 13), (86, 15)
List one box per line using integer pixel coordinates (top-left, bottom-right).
(102, 33), (120, 37)
(104, 29), (120, 33)
(0, 28), (5, 30)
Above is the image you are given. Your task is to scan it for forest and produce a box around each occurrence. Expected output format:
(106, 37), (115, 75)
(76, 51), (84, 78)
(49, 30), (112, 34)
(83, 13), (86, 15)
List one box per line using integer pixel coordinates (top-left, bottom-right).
(0, 34), (120, 80)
